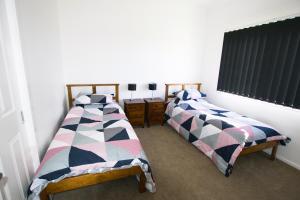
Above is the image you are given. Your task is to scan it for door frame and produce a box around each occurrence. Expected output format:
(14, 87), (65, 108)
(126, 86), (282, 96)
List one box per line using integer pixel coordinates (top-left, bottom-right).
(1, 0), (40, 171)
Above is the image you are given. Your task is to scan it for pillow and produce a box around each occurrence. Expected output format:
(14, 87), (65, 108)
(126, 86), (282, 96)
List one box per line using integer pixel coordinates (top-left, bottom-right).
(176, 89), (206, 100)
(186, 88), (207, 99)
(176, 90), (191, 100)
(74, 94), (91, 105)
(91, 94), (113, 104)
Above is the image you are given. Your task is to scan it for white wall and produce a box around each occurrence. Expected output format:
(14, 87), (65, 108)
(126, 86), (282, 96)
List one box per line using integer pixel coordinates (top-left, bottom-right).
(15, 0), (66, 157)
(201, 0), (300, 169)
(58, 0), (206, 101)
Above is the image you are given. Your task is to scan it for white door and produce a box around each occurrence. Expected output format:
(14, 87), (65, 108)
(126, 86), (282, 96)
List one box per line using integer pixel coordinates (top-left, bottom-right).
(0, 0), (38, 199)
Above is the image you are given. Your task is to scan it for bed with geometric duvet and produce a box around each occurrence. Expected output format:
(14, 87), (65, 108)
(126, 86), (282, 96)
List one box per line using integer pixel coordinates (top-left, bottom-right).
(164, 83), (290, 177)
(28, 84), (155, 200)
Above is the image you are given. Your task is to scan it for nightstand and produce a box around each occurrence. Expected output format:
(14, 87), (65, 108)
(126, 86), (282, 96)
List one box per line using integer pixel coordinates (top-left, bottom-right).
(124, 99), (145, 128)
(144, 98), (165, 127)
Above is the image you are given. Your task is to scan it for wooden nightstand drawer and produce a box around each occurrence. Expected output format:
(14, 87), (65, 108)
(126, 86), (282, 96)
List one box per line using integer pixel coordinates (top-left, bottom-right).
(129, 118), (144, 126)
(149, 103), (164, 110)
(126, 104), (144, 111)
(149, 115), (163, 122)
(124, 99), (145, 128)
(128, 111), (144, 119)
(148, 110), (163, 117)
(144, 98), (165, 127)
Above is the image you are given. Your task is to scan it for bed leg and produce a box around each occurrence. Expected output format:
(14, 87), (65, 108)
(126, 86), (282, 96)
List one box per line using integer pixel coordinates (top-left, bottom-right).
(40, 189), (49, 200)
(270, 143), (278, 161)
(162, 114), (167, 126)
(138, 172), (146, 193)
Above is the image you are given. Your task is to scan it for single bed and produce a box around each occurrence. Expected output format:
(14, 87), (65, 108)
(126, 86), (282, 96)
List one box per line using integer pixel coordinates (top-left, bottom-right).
(28, 84), (155, 200)
(164, 83), (289, 176)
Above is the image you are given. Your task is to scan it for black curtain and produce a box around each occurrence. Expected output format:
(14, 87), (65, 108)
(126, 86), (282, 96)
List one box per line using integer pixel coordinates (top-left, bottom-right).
(217, 17), (300, 109)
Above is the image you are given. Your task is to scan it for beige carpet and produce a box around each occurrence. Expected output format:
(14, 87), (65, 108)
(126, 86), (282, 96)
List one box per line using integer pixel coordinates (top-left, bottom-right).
(54, 125), (300, 200)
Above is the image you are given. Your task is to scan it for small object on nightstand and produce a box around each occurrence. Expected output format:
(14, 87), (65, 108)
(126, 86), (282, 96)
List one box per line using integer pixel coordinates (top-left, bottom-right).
(124, 99), (145, 128)
(128, 83), (137, 100)
(148, 83), (157, 99)
(144, 98), (165, 127)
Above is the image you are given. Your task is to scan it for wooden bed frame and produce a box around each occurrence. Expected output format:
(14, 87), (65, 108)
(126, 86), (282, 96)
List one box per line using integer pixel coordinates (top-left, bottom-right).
(165, 83), (201, 102)
(164, 83), (279, 161)
(66, 83), (120, 109)
(40, 84), (146, 200)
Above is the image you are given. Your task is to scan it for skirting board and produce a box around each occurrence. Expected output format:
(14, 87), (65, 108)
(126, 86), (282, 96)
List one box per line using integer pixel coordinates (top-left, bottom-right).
(264, 149), (300, 170)
(276, 155), (300, 170)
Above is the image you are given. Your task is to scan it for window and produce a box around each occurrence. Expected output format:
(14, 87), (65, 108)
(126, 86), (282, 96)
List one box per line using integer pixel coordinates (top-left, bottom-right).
(217, 17), (300, 109)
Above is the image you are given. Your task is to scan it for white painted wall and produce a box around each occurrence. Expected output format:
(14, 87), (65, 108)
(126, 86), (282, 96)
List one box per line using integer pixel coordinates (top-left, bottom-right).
(201, 0), (300, 169)
(15, 0), (66, 157)
(58, 0), (206, 101)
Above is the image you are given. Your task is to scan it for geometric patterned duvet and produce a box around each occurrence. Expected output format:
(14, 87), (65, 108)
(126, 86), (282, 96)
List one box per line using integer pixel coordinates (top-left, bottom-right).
(165, 98), (289, 177)
(28, 102), (155, 199)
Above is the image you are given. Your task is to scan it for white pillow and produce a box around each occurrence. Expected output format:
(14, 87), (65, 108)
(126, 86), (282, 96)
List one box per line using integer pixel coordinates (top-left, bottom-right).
(186, 88), (206, 99)
(176, 89), (206, 100)
(74, 94), (91, 105)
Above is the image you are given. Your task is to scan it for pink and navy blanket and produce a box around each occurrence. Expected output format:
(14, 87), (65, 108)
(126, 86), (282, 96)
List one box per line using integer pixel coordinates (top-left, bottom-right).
(165, 98), (289, 176)
(28, 102), (155, 200)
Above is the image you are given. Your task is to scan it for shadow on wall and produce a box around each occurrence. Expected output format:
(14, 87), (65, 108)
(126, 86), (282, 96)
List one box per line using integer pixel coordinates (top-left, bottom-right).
(39, 95), (68, 160)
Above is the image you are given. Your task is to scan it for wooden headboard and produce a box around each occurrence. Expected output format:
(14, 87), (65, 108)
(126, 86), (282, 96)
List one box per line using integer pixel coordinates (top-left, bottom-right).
(165, 83), (201, 102)
(66, 83), (120, 109)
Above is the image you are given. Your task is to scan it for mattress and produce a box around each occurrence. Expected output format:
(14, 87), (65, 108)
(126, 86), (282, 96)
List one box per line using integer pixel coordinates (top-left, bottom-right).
(165, 98), (289, 176)
(28, 102), (155, 199)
